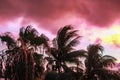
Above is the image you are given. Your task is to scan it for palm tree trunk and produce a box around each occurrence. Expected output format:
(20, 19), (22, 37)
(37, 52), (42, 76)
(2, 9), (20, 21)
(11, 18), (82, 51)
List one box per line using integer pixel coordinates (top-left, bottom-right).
(28, 52), (34, 80)
(20, 37), (28, 80)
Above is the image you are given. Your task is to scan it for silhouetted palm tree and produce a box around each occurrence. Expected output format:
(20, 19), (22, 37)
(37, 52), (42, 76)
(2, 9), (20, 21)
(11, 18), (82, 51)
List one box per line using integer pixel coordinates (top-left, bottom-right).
(45, 25), (86, 80)
(84, 44), (118, 80)
(0, 32), (17, 80)
(19, 26), (50, 80)
(0, 26), (46, 80)
(19, 26), (39, 80)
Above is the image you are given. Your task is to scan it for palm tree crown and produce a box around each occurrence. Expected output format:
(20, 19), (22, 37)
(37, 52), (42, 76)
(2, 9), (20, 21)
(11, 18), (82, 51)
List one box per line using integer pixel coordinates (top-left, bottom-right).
(47, 25), (86, 74)
(84, 44), (118, 80)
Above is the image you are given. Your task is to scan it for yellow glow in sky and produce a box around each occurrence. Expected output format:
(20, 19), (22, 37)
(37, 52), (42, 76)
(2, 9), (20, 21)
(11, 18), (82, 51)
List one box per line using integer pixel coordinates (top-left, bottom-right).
(102, 25), (120, 46)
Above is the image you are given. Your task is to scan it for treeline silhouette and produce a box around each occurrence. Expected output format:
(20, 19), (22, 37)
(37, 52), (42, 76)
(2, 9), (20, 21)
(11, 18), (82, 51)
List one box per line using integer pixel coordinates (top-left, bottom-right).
(0, 25), (119, 80)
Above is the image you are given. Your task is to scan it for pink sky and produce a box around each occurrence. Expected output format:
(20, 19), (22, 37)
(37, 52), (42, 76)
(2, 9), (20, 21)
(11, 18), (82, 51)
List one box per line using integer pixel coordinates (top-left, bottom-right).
(0, 0), (120, 62)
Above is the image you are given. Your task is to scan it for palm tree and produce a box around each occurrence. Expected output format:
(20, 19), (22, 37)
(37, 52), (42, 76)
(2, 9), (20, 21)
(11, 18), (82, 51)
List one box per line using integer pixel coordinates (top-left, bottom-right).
(19, 25), (51, 80)
(0, 32), (17, 80)
(0, 26), (47, 80)
(19, 26), (40, 80)
(84, 44), (118, 80)
(45, 25), (86, 80)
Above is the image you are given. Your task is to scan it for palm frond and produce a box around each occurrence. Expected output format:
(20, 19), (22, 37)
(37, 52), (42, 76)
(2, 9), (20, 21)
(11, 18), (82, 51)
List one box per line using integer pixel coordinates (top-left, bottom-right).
(65, 36), (80, 51)
(57, 25), (73, 48)
(102, 55), (117, 61)
(64, 58), (79, 64)
(0, 32), (16, 48)
(64, 30), (79, 44)
(87, 44), (104, 55)
(19, 26), (38, 44)
(98, 55), (117, 67)
(65, 50), (87, 58)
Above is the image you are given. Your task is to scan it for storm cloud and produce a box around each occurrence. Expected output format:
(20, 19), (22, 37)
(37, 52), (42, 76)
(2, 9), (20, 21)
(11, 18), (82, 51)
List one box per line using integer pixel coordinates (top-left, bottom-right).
(0, 0), (120, 33)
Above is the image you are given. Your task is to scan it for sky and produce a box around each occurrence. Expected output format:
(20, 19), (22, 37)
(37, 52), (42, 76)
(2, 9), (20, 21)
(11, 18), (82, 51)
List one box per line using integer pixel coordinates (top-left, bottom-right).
(0, 0), (120, 62)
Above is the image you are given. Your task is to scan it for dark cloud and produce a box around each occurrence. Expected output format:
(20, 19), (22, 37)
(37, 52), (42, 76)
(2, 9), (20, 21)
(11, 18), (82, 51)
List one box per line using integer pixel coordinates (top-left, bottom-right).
(80, 0), (120, 26)
(0, 0), (120, 33)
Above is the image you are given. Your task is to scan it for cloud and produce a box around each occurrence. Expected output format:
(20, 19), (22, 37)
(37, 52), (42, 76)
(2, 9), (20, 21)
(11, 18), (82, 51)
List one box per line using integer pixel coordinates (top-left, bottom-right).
(80, 0), (120, 26)
(0, 0), (120, 33)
